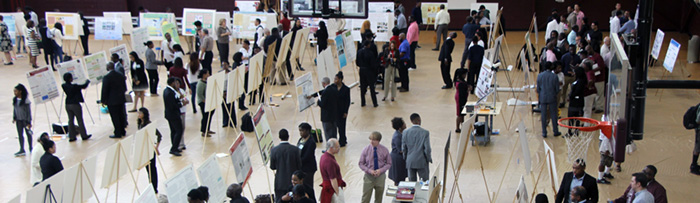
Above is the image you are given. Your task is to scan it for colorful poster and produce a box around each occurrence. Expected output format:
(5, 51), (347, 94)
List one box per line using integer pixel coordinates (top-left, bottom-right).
(139, 12), (176, 41)
(26, 66), (60, 104)
(45, 12), (82, 40)
(421, 3), (446, 25)
(196, 155), (227, 203)
(213, 12), (232, 41)
(342, 31), (356, 61)
(252, 104), (274, 165)
(295, 73), (315, 112)
(57, 59), (89, 84)
(663, 39), (680, 73)
(335, 34), (347, 68)
(103, 12), (133, 34)
(349, 13), (394, 42)
(109, 44), (130, 74)
(94, 17), (123, 40)
(476, 57), (494, 99)
(230, 133), (253, 187)
(161, 22), (182, 45)
(232, 11), (278, 39)
(131, 27), (149, 59)
(82, 51), (109, 83)
(165, 166), (200, 203)
(182, 8), (216, 36)
(0, 13), (17, 45)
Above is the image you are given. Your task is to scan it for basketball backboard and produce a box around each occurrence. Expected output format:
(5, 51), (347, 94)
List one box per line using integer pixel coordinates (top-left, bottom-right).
(605, 34), (632, 133)
(289, 0), (368, 18)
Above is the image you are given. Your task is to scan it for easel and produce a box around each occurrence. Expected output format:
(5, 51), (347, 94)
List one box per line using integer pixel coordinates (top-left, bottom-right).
(43, 184), (59, 203)
(448, 115), (493, 202)
(68, 160), (101, 203)
(655, 60), (691, 101)
(260, 42), (279, 119)
(103, 141), (141, 203)
(446, 117), (476, 202)
(131, 124), (169, 202)
(201, 76), (224, 155)
(529, 149), (557, 203)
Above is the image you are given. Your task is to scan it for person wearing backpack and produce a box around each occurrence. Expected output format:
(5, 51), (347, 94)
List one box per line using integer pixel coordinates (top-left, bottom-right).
(685, 103), (700, 175)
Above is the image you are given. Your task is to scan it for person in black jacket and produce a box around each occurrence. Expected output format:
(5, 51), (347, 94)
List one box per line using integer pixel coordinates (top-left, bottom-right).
(335, 72), (351, 147)
(101, 62), (127, 138)
(316, 21), (329, 53)
(163, 77), (187, 156)
(439, 32), (457, 89)
(40, 138), (63, 180)
(62, 73), (91, 141)
(264, 27), (282, 57)
(129, 51), (148, 112)
(318, 76), (339, 141)
(38, 19), (56, 70)
(556, 159), (599, 203)
(270, 129), (302, 202)
(297, 122), (317, 189)
(79, 12), (89, 55)
(567, 66), (587, 135)
(357, 41), (379, 107)
(291, 183), (315, 203)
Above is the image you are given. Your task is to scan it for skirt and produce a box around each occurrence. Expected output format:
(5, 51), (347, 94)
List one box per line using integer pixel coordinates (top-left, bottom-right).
(27, 42), (40, 56)
(0, 37), (11, 52)
(132, 81), (149, 91)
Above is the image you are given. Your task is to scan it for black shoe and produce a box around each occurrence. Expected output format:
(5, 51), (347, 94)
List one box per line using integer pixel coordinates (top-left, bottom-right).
(399, 88), (409, 92)
(455, 129), (462, 133)
(128, 109), (138, 113)
(559, 103), (565, 108)
(69, 138), (77, 142)
(82, 134), (92, 140)
(431, 48), (439, 51)
(597, 179), (611, 184)
(594, 109), (604, 113)
(179, 146), (187, 150)
(603, 173), (615, 179)
(170, 151), (182, 156)
(373, 104), (378, 107)
(553, 132), (562, 137)
(239, 106), (248, 111)
(441, 85), (452, 89)
(542, 135), (547, 138)
(109, 135), (123, 139)
(4, 62), (13, 65)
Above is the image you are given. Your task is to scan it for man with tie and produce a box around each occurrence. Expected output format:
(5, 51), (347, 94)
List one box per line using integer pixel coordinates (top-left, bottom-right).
(163, 77), (187, 156)
(359, 131), (392, 203)
(101, 61), (127, 139)
(402, 113), (432, 181)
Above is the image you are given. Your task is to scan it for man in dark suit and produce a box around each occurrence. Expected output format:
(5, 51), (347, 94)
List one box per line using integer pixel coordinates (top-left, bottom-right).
(536, 62), (561, 138)
(402, 113), (432, 181)
(334, 72), (351, 147)
(270, 129), (302, 202)
(318, 76), (339, 141)
(297, 122), (317, 188)
(439, 32), (457, 89)
(463, 37), (484, 94)
(556, 159), (599, 203)
(163, 77), (187, 156)
(357, 41), (378, 107)
(101, 62), (127, 139)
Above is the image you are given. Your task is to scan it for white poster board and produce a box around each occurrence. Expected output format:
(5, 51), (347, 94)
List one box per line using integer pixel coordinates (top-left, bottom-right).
(132, 124), (157, 170)
(226, 67), (246, 103)
(62, 156), (98, 203)
(196, 155), (227, 203)
(94, 17), (123, 40)
(100, 137), (134, 188)
(543, 140), (559, 190)
(57, 59), (89, 84)
(165, 165), (200, 203)
(342, 31), (356, 61)
(131, 27), (149, 59)
(476, 57), (494, 99)
(26, 169), (65, 203)
(471, 3), (499, 22)
(518, 121), (532, 173)
(252, 104), (274, 164)
(248, 53), (264, 92)
(139, 12), (176, 41)
(231, 11), (278, 39)
(109, 44), (130, 73)
(26, 66), (60, 104)
(368, 2), (395, 13)
(182, 8), (216, 36)
(213, 11), (232, 41)
(135, 185), (158, 203)
(515, 175), (529, 203)
(205, 71), (226, 112)
(651, 29), (665, 60)
(456, 115), (476, 167)
(662, 39), (680, 73)
(350, 13), (395, 42)
(276, 33), (294, 68)
(295, 72), (316, 112)
(82, 51), (110, 83)
(103, 12), (133, 34)
(316, 49), (339, 85)
(449, 0), (477, 10)
(46, 12), (83, 40)
(230, 132), (254, 186)
(236, 0), (260, 12)
(290, 28), (311, 61)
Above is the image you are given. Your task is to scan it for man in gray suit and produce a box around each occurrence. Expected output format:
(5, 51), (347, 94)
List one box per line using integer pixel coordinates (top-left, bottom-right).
(270, 129), (302, 201)
(402, 113), (432, 181)
(537, 62), (561, 138)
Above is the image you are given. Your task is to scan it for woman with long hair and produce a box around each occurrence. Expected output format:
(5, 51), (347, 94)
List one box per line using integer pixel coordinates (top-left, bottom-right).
(13, 84), (32, 157)
(316, 21), (328, 53)
(382, 40), (398, 102)
(186, 53), (201, 113)
(25, 20), (40, 68)
(137, 107), (162, 193)
(173, 44), (185, 60)
(129, 51), (148, 112)
(51, 22), (65, 63)
(144, 41), (160, 95)
(454, 69), (470, 133)
(388, 117), (407, 185)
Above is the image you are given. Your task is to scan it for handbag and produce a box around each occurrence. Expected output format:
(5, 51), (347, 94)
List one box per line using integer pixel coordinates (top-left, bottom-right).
(125, 91), (134, 103)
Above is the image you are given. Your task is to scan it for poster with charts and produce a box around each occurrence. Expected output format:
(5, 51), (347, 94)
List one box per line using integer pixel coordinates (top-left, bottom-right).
(651, 29), (665, 60)
(0, 13), (17, 45)
(94, 17), (123, 40)
(663, 39), (680, 73)
(46, 12), (82, 40)
(197, 155), (227, 203)
(252, 104), (274, 165)
(182, 8), (216, 36)
(295, 72), (315, 112)
(103, 12), (133, 34)
(232, 11), (278, 39)
(131, 27), (149, 59)
(26, 66), (60, 104)
(139, 12), (176, 41)
(83, 51), (109, 83)
(230, 133), (253, 187)
(57, 59), (89, 84)
(109, 44), (130, 74)
(476, 57), (494, 99)
(161, 22), (182, 45)
(342, 31), (356, 61)
(335, 34), (347, 68)
(135, 185), (158, 203)
(165, 165), (200, 203)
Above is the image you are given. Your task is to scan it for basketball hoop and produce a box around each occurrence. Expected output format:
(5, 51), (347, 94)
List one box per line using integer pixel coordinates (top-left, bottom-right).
(557, 117), (613, 163)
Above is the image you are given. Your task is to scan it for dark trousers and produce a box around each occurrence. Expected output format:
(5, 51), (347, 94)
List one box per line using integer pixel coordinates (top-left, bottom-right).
(201, 51), (214, 71)
(189, 82), (198, 113)
(336, 117), (347, 146)
(302, 170), (315, 191)
(221, 102), (237, 127)
(199, 103), (215, 132)
(43, 49), (56, 68)
(147, 69), (159, 94)
(145, 155), (158, 193)
(567, 107), (583, 135)
(467, 67), (480, 94)
(409, 42), (417, 69)
(80, 35), (89, 55)
(322, 121), (337, 141)
(15, 120), (32, 152)
(164, 61), (173, 71)
(441, 60), (453, 87)
(167, 116), (183, 153)
(217, 43), (230, 65)
(460, 38), (472, 68)
(399, 59), (410, 90)
(359, 68), (377, 106)
(540, 103), (560, 136)
(108, 104), (126, 137)
(66, 104), (88, 140)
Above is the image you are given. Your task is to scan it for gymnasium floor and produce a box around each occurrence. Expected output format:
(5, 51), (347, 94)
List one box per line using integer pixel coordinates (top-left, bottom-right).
(0, 30), (698, 202)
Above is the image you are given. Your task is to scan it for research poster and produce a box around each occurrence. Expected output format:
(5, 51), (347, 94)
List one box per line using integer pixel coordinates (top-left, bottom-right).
(0, 13), (17, 45)
(161, 22), (182, 45)
(295, 72), (316, 112)
(165, 165), (200, 203)
(518, 121), (532, 173)
(651, 29), (665, 60)
(663, 38), (680, 73)
(131, 26), (149, 59)
(94, 17), (123, 40)
(135, 185), (158, 203)
(103, 12), (133, 34)
(349, 13), (394, 42)
(342, 31), (356, 61)
(26, 66), (60, 104)
(109, 44), (130, 73)
(46, 12), (82, 40)
(335, 34), (347, 68)
(196, 155), (227, 203)
(476, 57), (494, 99)
(182, 8), (216, 36)
(230, 133), (253, 186)
(368, 2), (395, 13)
(82, 51), (110, 83)
(131, 124), (157, 170)
(252, 105), (274, 165)
(57, 59), (89, 84)
(139, 12), (176, 41)
(231, 11), (278, 39)
(421, 3), (446, 26)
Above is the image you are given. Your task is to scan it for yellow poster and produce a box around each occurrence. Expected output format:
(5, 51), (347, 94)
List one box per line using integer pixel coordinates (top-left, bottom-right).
(45, 12), (81, 40)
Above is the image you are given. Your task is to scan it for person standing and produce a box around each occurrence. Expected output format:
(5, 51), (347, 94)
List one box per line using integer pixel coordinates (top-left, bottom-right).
(50, 23), (64, 63)
(0, 16), (13, 65)
(62, 73), (92, 141)
(101, 62), (127, 139)
(567, 67), (587, 135)
(357, 41), (378, 107)
(460, 17), (479, 69)
(253, 18), (265, 50)
(537, 62), (561, 138)
(402, 113), (432, 181)
(38, 19), (56, 70)
(40, 138), (63, 180)
(316, 21), (329, 53)
(454, 69), (470, 133)
(406, 17), (419, 70)
(335, 72), (351, 147)
(433, 5), (450, 51)
(318, 76), (338, 141)
(163, 77), (186, 156)
(111, 53), (125, 75)
(144, 41), (160, 96)
(13, 84), (32, 156)
(161, 33), (175, 70)
(270, 129), (302, 202)
(196, 69), (215, 137)
(319, 139), (346, 203)
(169, 58), (190, 90)
(439, 32), (456, 89)
(227, 183), (250, 203)
(464, 37), (484, 94)
(25, 20), (40, 68)
(297, 123), (317, 189)
(79, 12), (89, 55)
(398, 33), (411, 92)
(555, 159), (598, 203)
(610, 11), (623, 35)
(411, 2), (423, 28)
(216, 18), (231, 66)
(199, 29), (215, 71)
(186, 53), (201, 113)
(395, 10), (407, 33)
(129, 51), (148, 112)
(383, 40), (398, 102)
(137, 107), (162, 193)
(359, 132), (392, 203)
(574, 4), (585, 32)
(388, 117), (408, 185)
(560, 46), (581, 108)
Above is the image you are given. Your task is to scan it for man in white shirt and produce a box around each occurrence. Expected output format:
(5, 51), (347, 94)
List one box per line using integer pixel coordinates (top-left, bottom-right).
(610, 11), (623, 35)
(545, 14), (560, 42)
(629, 172), (655, 203)
(161, 33), (175, 70)
(253, 18), (265, 49)
(433, 4), (450, 51)
(395, 10), (407, 33)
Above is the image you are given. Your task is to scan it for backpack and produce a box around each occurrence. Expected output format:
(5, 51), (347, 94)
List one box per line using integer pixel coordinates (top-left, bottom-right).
(683, 103), (700, 129)
(241, 112), (254, 132)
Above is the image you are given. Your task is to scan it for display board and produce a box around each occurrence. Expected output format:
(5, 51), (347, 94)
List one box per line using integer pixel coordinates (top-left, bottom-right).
(94, 17), (123, 40)
(103, 12), (133, 34)
(248, 53), (264, 92)
(335, 34), (348, 68)
(165, 165), (200, 203)
(26, 66), (60, 104)
(543, 140), (559, 190)
(161, 22), (182, 45)
(139, 12), (176, 41)
(295, 72), (316, 112)
(232, 11), (278, 39)
(252, 104), (274, 165)
(25, 168), (65, 203)
(349, 13), (394, 42)
(342, 31), (356, 61)
(368, 2), (395, 13)
(131, 27), (149, 59)
(83, 51), (110, 83)
(57, 59), (89, 84)
(476, 57), (494, 99)
(135, 185), (158, 203)
(518, 121), (532, 173)
(205, 71), (226, 112)
(182, 8), (216, 36)
(45, 12), (82, 40)
(290, 28), (311, 61)
(456, 115), (476, 167)
(226, 67), (246, 103)
(316, 49), (339, 84)
(448, 0), (476, 10)
(0, 13), (18, 45)
(197, 155), (227, 203)
(236, 0), (260, 12)
(230, 133), (254, 186)
(62, 156), (98, 203)
(213, 12), (232, 41)
(651, 29), (665, 60)
(421, 3), (447, 26)
(276, 33), (294, 68)
(101, 137), (134, 188)
(132, 124), (157, 170)
(109, 44), (130, 74)
(471, 3), (499, 22)
(298, 17), (324, 33)
(663, 39), (680, 73)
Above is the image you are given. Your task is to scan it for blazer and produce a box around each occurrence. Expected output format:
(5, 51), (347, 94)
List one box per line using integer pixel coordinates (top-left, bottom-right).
(62, 81), (90, 104)
(556, 172), (599, 203)
(337, 84), (350, 118)
(536, 71), (560, 104)
(401, 125), (432, 169)
(438, 38), (455, 62)
(270, 142), (301, 191)
(101, 70), (127, 105)
(163, 87), (182, 120)
(298, 137), (317, 173)
(569, 79), (586, 108)
(40, 152), (64, 180)
(318, 85), (339, 122)
(131, 60), (147, 84)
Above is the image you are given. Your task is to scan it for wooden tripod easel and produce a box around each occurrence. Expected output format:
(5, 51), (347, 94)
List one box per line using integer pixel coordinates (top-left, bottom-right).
(103, 141), (141, 203)
(68, 159), (101, 203)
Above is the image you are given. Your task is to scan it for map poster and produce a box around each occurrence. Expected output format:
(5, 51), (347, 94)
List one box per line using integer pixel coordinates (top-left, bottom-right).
(229, 133), (253, 187)
(94, 17), (123, 40)
(57, 59), (89, 84)
(82, 51), (109, 83)
(252, 104), (274, 165)
(26, 66), (60, 104)
(295, 72), (316, 112)
(182, 8), (216, 36)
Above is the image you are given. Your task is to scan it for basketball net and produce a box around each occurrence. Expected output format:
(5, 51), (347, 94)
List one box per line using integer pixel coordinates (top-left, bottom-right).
(558, 117), (613, 163)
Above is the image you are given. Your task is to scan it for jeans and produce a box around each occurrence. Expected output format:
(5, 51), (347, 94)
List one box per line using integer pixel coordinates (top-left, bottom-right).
(147, 69), (159, 94)
(66, 104), (89, 139)
(15, 120), (32, 152)
(52, 42), (64, 63)
(540, 102), (560, 136)
(199, 103), (215, 133)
